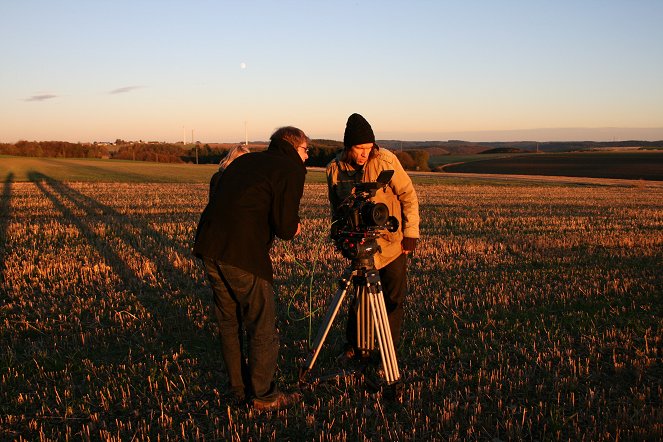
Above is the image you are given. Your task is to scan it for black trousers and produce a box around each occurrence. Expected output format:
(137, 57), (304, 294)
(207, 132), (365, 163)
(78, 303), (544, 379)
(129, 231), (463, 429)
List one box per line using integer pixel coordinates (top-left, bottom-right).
(203, 258), (279, 401)
(346, 253), (408, 351)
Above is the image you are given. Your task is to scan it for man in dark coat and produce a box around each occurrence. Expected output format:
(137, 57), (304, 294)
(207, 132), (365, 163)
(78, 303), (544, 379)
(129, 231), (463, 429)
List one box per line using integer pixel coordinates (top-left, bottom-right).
(194, 126), (309, 411)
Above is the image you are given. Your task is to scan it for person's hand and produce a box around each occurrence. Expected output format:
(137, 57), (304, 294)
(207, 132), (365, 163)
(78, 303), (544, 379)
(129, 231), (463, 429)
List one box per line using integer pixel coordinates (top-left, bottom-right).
(402, 237), (417, 255)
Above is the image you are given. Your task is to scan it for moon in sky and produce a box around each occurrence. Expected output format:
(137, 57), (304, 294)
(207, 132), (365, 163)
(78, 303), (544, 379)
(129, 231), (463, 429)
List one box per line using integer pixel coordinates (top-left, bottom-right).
(240, 62), (247, 70)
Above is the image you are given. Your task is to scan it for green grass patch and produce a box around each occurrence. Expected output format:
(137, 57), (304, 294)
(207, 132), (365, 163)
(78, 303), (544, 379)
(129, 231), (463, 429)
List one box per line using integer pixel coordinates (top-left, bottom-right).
(0, 156), (219, 183)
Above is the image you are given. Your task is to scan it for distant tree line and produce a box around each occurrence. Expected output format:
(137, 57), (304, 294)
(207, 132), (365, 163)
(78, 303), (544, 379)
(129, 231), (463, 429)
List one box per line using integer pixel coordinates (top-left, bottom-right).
(395, 150), (430, 171)
(0, 141), (110, 158)
(183, 145), (236, 164)
(306, 140), (343, 167)
(0, 139), (435, 171)
(114, 143), (186, 163)
(0, 140), (227, 164)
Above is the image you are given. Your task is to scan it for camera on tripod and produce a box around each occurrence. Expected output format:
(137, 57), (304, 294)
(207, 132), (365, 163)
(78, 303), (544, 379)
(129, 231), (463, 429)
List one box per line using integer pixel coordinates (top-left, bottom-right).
(300, 170), (403, 388)
(331, 170), (400, 261)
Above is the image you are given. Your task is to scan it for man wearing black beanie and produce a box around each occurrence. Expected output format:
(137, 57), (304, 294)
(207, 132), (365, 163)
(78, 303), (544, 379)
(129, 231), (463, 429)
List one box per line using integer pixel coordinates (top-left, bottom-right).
(326, 113), (420, 371)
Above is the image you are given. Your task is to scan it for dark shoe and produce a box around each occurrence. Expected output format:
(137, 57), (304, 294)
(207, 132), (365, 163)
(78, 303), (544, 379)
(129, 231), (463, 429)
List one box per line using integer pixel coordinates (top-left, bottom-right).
(252, 391), (301, 412)
(336, 347), (356, 366)
(361, 353), (385, 379)
(362, 363), (386, 393)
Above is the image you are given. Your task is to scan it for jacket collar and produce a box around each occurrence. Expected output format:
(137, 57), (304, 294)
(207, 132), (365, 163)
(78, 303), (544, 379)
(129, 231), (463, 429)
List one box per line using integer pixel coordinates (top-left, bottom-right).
(267, 138), (307, 174)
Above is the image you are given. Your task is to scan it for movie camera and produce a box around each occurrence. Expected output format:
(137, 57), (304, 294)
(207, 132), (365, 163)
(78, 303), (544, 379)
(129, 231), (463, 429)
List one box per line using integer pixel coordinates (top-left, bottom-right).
(331, 170), (399, 262)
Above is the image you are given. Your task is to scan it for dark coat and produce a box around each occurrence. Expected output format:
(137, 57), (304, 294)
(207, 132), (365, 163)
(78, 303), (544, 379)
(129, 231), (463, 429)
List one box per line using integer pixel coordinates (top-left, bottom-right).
(193, 139), (306, 283)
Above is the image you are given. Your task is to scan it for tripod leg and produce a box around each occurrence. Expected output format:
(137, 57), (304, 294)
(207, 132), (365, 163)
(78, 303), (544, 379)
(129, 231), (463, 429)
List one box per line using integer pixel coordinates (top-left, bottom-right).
(356, 285), (374, 357)
(301, 269), (354, 379)
(376, 288), (401, 382)
(366, 277), (400, 384)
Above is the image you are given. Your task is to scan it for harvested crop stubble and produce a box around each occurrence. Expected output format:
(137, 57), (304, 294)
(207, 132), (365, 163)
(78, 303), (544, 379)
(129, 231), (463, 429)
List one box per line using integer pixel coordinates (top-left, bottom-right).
(0, 179), (661, 440)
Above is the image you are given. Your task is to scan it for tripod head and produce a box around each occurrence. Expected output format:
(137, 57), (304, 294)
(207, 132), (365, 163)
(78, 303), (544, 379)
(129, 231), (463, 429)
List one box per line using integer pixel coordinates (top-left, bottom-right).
(335, 230), (380, 271)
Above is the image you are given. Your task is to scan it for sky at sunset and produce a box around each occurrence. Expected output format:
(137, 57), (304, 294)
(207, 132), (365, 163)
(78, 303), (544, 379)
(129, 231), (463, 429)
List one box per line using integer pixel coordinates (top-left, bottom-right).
(2, 0), (662, 144)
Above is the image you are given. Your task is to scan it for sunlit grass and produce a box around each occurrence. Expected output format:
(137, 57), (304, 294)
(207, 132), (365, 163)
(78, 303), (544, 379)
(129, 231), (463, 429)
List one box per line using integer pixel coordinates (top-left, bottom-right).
(0, 176), (661, 440)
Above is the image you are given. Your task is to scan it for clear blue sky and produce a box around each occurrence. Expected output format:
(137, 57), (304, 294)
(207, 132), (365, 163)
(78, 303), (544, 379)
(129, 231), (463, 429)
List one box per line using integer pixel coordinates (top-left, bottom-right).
(1, 0), (662, 143)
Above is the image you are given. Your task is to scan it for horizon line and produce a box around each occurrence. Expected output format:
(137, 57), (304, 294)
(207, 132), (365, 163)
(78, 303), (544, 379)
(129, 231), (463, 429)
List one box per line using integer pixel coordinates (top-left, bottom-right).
(4, 126), (663, 145)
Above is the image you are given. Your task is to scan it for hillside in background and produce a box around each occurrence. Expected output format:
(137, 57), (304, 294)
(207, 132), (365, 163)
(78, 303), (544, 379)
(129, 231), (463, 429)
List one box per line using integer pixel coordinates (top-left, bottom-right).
(2, 139), (662, 179)
(377, 140), (663, 155)
(441, 151), (663, 181)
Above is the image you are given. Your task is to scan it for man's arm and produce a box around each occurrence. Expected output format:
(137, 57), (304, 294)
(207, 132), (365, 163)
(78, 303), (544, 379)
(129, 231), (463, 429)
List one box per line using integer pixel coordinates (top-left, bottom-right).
(273, 170), (305, 240)
(390, 159), (420, 240)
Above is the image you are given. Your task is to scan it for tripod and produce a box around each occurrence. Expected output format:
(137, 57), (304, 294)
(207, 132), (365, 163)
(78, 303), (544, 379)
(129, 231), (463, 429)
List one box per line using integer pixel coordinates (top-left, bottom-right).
(300, 258), (400, 385)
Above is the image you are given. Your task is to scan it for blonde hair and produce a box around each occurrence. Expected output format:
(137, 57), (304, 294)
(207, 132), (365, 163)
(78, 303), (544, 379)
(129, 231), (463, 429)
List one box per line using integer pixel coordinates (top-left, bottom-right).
(219, 144), (250, 172)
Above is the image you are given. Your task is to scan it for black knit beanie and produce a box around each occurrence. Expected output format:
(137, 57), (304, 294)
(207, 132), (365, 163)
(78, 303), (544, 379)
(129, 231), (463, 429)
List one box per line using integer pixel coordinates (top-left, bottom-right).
(343, 113), (375, 148)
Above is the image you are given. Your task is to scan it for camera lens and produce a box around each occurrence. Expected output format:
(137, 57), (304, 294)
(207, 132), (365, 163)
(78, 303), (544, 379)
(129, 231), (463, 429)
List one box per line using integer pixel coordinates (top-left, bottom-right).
(362, 202), (389, 226)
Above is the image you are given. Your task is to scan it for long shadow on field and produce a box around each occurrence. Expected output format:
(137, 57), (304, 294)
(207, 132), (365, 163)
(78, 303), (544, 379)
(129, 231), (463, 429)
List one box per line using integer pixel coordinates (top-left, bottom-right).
(27, 172), (214, 361)
(0, 172), (14, 301)
(29, 172), (196, 270)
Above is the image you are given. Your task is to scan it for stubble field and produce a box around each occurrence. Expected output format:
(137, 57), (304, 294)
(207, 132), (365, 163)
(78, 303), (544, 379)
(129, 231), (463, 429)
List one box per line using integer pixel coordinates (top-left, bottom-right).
(0, 171), (661, 441)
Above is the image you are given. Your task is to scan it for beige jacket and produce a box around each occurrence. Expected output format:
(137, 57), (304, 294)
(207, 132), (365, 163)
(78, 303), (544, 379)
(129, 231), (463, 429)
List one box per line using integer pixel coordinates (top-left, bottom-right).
(326, 147), (420, 269)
